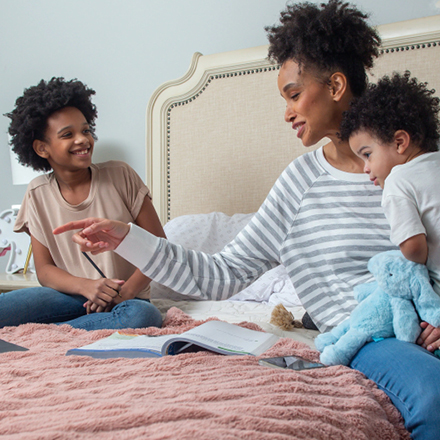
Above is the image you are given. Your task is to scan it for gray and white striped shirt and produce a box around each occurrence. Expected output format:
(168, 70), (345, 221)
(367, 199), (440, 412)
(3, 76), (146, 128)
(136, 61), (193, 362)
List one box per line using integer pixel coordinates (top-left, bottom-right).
(117, 147), (395, 332)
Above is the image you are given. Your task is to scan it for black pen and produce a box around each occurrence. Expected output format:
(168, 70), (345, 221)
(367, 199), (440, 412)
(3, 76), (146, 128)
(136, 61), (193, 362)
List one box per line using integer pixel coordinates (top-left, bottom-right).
(82, 252), (122, 297)
(82, 251), (106, 278)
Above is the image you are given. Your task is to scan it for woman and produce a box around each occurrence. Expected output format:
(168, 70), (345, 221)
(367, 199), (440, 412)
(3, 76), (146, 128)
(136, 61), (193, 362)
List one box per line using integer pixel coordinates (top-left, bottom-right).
(54, 1), (440, 437)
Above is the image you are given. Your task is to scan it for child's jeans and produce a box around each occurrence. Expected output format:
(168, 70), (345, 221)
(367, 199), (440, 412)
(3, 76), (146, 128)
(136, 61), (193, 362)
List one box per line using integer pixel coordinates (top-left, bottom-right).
(0, 287), (162, 330)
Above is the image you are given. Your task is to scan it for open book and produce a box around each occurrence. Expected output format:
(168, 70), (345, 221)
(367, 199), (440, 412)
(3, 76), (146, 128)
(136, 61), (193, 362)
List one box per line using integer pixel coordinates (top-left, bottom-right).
(66, 321), (279, 359)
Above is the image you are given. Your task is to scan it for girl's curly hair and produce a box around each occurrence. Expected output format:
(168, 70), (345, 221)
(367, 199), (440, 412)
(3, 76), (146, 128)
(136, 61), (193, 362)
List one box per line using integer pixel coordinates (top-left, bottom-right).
(340, 71), (440, 152)
(5, 77), (97, 172)
(265, 0), (381, 97)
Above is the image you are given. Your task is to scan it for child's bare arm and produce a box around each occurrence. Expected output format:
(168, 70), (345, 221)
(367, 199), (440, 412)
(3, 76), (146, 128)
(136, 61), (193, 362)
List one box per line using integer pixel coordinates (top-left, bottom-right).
(31, 235), (121, 308)
(399, 233), (428, 265)
(52, 197), (165, 304)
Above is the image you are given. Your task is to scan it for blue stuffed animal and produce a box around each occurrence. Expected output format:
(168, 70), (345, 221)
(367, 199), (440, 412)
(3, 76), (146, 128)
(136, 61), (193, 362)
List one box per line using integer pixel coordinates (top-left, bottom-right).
(315, 250), (440, 366)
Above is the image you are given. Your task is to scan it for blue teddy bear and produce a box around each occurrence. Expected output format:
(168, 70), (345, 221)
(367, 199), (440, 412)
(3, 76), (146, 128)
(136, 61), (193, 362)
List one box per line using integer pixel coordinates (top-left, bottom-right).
(315, 250), (440, 366)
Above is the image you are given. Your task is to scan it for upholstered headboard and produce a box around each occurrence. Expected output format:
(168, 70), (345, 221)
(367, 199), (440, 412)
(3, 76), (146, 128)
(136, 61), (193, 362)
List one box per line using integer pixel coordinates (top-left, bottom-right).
(146, 15), (440, 224)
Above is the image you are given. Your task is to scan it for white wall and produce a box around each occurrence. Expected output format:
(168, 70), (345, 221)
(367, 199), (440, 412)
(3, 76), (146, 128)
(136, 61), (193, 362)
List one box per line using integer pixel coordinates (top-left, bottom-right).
(0, 0), (439, 272)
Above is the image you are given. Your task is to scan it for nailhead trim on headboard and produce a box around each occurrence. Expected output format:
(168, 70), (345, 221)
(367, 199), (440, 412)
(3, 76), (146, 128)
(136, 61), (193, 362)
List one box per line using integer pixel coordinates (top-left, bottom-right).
(380, 41), (438, 54)
(165, 65), (280, 220)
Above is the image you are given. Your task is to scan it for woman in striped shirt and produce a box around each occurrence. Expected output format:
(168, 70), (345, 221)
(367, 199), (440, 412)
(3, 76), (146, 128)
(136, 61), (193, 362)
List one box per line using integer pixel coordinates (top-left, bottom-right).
(55, 1), (440, 438)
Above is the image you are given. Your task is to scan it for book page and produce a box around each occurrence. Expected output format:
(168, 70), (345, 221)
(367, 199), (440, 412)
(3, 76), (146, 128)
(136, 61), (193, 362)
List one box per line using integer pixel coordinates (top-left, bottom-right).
(164, 321), (278, 356)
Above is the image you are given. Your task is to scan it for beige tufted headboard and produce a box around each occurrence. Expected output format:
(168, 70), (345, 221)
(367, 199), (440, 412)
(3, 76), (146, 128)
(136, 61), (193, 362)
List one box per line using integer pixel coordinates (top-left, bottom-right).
(146, 15), (440, 224)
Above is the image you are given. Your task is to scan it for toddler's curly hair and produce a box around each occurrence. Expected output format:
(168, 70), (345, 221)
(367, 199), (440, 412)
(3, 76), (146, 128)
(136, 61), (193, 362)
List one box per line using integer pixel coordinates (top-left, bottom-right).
(265, 0), (381, 97)
(340, 71), (440, 152)
(5, 77), (97, 172)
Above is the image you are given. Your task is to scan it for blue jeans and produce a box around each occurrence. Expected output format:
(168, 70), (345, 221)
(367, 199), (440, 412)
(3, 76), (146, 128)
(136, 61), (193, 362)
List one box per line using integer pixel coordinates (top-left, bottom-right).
(0, 287), (162, 330)
(351, 338), (440, 440)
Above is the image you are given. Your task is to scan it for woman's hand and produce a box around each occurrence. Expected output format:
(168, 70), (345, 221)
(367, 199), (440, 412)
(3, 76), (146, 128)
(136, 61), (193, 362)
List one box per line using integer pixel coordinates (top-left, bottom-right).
(416, 321), (440, 352)
(53, 218), (130, 255)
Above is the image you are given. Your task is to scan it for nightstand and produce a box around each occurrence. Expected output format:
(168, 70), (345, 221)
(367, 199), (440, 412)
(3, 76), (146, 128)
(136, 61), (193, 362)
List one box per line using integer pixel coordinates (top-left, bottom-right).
(0, 273), (40, 293)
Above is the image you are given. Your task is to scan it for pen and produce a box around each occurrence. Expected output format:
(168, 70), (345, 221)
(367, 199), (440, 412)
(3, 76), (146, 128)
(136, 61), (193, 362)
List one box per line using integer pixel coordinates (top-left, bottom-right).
(82, 251), (122, 297)
(82, 251), (106, 278)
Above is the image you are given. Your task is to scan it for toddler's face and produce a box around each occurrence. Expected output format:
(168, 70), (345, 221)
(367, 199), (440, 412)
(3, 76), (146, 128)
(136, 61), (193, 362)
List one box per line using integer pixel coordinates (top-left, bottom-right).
(349, 131), (401, 189)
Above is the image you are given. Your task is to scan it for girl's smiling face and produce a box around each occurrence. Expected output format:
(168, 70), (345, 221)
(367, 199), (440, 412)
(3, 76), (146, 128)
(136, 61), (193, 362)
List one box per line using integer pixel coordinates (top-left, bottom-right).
(277, 60), (344, 147)
(33, 106), (94, 173)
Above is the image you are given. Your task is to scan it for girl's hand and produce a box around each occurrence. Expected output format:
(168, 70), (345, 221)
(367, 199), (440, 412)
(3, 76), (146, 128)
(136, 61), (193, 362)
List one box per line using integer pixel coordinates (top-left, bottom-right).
(53, 218), (130, 255)
(416, 321), (440, 352)
(81, 278), (125, 308)
(83, 300), (114, 314)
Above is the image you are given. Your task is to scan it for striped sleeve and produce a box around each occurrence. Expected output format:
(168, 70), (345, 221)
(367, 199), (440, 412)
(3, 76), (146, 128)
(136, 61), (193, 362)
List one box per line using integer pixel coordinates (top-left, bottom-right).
(115, 160), (308, 301)
(116, 222), (277, 301)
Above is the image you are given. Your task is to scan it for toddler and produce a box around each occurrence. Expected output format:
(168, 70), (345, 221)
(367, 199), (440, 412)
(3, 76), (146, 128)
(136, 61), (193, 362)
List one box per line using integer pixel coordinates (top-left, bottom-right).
(341, 71), (440, 351)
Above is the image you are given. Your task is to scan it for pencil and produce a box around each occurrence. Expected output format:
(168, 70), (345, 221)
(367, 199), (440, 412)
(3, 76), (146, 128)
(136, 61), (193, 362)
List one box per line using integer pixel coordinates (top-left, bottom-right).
(82, 251), (106, 278)
(82, 252), (122, 297)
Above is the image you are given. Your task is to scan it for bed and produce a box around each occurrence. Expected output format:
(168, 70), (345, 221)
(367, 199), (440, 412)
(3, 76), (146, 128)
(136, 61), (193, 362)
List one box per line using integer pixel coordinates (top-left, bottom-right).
(1, 15), (440, 439)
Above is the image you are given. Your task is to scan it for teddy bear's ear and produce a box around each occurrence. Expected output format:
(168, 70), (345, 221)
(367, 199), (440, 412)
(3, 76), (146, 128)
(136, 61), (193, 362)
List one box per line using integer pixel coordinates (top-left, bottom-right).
(369, 252), (422, 301)
(367, 250), (402, 276)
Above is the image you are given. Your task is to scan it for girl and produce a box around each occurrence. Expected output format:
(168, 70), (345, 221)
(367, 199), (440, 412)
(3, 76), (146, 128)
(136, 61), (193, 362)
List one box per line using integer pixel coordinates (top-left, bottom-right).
(2, 77), (164, 330)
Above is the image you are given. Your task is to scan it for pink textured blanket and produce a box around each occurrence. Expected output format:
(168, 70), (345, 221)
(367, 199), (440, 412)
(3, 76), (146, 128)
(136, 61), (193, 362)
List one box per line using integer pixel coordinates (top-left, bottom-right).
(0, 308), (409, 440)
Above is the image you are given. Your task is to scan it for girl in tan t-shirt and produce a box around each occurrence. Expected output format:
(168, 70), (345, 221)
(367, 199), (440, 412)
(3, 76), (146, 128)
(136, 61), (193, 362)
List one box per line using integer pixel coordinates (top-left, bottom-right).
(1, 77), (164, 330)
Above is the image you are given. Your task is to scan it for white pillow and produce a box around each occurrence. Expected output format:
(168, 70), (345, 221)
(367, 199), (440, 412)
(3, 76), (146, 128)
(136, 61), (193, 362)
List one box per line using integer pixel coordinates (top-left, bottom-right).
(163, 211), (254, 253)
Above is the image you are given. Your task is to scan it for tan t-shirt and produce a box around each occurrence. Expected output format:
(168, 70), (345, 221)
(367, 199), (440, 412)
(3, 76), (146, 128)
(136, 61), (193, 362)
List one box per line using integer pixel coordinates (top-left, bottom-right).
(14, 161), (151, 299)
